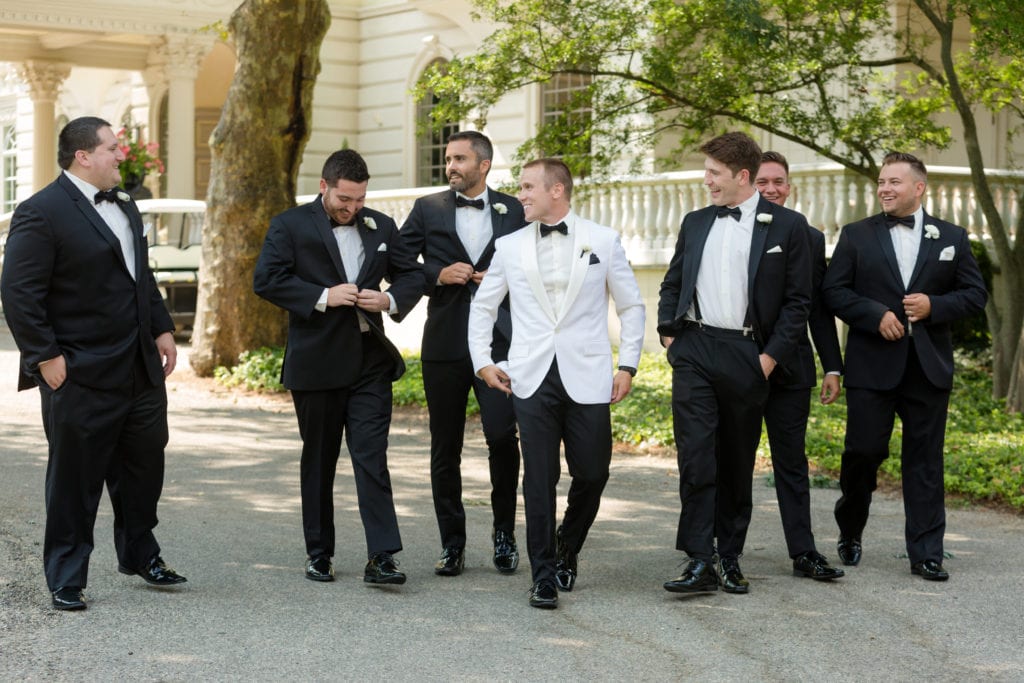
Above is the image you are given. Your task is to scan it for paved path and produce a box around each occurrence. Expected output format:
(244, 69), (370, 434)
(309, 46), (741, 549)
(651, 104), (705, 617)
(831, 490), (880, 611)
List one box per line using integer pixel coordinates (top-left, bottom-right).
(1, 321), (1023, 680)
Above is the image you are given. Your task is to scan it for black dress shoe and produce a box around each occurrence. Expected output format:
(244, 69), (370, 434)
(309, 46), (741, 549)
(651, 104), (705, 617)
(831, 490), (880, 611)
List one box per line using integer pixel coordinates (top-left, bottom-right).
(554, 526), (577, 592)
(434, 546), (465, 576)
(663, 559), (719, 594)
(365, 553), (406, 585)
(837, 537), (862, 566)
(119, 556), (188, 586)
(492, 529), (519, 574)
(305, 556), (335, 582)
(793, 550), (845, 581)
(51, 586), (86, 611)
(719, 557), (750, 594)
(911, 559), (949, 581)
(529, 580), (559, 609)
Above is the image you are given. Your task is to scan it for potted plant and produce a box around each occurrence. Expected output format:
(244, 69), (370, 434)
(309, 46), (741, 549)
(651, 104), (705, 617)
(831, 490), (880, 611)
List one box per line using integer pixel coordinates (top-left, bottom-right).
(116, 128), (165, 198)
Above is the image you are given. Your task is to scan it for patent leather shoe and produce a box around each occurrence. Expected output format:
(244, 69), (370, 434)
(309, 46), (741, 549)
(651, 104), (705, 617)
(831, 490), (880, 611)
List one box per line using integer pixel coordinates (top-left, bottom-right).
(529, 580), (559, 609)
(365, 553), (406, 585)
(434, 546), (464, 576)
(492, 529), (519, 574)
(911, 559), (949, 581)
(119, 555), (187, 586)
(793, 550), (845, 581)
(719, 557), (750, 594)
(554, 526), (577, 591)
(663, 559), (719, 594)
(51, 586), (86, 611)
(836, 537), (862, 566)
(305, 556), (335, 582)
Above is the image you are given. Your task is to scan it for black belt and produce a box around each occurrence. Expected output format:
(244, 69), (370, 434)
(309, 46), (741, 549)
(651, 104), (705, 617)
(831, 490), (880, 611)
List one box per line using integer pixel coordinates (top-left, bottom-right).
(683, 320), (757, 341)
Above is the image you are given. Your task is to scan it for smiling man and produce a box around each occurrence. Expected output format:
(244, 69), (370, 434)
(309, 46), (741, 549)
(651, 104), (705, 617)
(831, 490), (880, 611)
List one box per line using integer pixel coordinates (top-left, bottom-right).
(657, 132), (812, 597)
(822, 152), (987, 581)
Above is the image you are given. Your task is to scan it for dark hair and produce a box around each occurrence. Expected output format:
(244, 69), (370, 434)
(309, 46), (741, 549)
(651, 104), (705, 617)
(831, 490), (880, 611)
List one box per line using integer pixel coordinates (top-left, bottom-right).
(523, 158), (573, 200)
(882, 151), (927, 183)
(58, 116), (111, 170)
(760, 150), (790, 175)
(321, 149), (370, 185)
(447, 130), (493, 164)
(699, 132), (763, 178)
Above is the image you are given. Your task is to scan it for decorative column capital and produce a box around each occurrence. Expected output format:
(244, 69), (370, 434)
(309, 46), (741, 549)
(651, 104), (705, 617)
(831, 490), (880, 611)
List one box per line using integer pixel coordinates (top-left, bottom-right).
(19, 61), (71, 103)
(156, 34), (216, 81)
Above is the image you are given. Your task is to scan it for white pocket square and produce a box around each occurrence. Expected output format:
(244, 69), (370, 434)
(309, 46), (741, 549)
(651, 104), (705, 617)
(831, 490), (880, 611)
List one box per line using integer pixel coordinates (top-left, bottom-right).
(766, 245), (783, 254)
(376, 243), (388, 253)
(939, 245), (955, 261)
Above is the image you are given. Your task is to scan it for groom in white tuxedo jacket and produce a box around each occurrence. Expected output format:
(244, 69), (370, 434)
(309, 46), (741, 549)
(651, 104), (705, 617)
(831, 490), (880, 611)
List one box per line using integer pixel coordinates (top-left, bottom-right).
(469, 158), (645, 609)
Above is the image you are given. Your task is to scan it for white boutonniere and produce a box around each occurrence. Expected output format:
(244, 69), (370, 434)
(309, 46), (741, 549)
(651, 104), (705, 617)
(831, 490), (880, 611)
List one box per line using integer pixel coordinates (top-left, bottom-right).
(116, 191), (131, 203)
(363, 216), (377, 230)
(756, 213), (773, 225)
(924, 224), (940, 240)
(493, 202), (508, 215)
(580, 244), (591, 258)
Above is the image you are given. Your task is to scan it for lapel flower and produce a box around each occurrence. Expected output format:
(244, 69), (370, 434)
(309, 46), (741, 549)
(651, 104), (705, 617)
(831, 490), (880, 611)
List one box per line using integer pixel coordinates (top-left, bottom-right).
(116, 191), (131, 203)
(363, 216), (377, 230)
(492, 202), (508, 215)
(580, 244), (591, 258)
(756, 213), (773, 225)
(924, 224), (940, 240)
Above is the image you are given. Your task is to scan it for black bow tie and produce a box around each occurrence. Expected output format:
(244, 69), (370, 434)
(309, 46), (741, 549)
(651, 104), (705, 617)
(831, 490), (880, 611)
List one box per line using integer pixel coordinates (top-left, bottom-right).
(540, 222), (568, 237)
(716, 206), (742, 221)
(885, 214), (915, 228)
(455, 195), (485, 210)
(95, 188), (125, 204)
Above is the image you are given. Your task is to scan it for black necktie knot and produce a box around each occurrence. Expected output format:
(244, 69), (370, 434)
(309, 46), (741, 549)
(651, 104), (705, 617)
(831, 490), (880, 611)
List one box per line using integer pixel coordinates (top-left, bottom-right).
(716, 206), (742, 221)
(885, 214), (915, 228)
(95, 188), (124, 204)
(455, 195), (485, 210)
(540, 221), (568, 237)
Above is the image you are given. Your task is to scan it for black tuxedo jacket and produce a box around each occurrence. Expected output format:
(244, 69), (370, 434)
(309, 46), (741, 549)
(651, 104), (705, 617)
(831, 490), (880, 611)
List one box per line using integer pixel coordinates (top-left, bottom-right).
(399, 188), (526, 363)
(0, 174), (174, 392)
(773, 223), (844, 389)
(253, 197), (423, 391)
(657, 197), (812, 372)
(822, 212), (987, 391)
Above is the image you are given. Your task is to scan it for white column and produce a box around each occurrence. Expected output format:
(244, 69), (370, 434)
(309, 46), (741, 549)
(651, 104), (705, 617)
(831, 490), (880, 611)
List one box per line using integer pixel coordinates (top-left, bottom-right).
(19, 61), (71, 192)
(157, 35), (214, 199)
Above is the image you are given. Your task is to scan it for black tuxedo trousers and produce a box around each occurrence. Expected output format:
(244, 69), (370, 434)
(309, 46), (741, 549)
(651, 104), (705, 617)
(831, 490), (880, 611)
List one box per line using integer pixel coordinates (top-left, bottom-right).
(41, 351), (166, 591)
(513, 360), (611, 585)
(291, 334), (402, 559)
(422, 357), (519, 549)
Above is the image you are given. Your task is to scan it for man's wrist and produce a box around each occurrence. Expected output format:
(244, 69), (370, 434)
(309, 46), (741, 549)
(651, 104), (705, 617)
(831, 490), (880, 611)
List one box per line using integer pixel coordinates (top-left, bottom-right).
(618, 365), (637, 377)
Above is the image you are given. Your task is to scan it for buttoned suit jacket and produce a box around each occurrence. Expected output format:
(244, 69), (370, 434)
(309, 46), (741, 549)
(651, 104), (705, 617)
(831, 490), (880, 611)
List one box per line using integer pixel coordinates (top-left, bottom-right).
(468, 212), (645, 404)
(657, 196), (812, 374)
(253, 197), (423, 391)
(822, 212), (986, 391)
(1, 173), (174, 392)
(399, 188), (526, 363)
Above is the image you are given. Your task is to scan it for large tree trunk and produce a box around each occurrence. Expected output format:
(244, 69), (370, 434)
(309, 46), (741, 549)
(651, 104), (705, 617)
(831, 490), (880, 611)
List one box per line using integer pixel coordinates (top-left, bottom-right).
(190, 0), (331, 376)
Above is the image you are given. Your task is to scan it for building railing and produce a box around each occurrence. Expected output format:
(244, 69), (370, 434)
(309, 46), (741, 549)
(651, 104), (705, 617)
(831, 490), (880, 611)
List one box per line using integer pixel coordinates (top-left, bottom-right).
(364, 164), (1023, 267)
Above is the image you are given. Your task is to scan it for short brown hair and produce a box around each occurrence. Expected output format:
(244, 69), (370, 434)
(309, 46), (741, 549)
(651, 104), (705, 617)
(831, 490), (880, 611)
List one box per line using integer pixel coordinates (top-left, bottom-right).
(523, 158), (573, 200)
(881, 151), (927, 183)
(760, 150), (789, 175)
(700, 132), (763, 178)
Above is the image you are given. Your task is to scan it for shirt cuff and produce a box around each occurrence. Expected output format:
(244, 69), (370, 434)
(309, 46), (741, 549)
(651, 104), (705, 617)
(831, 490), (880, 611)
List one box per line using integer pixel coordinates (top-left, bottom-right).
(386, 292), (397, 316)
(315, 288), (329, 313)
(825, 370), (841, 376)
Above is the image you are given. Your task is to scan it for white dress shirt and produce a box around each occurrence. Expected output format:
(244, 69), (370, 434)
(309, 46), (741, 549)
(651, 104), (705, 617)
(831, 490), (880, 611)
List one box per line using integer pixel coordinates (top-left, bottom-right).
(691, 191), (760, 330)
(64, 171), (135, 280)
(536, 212), (574, 314)
(455, 189), (492, 264)
(889, 207), (923, 289)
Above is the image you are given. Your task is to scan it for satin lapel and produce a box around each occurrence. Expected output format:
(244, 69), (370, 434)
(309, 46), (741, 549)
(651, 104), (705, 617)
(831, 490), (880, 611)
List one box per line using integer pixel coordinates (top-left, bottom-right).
(355, 212), (383, 285)
(126, 201), (147, 281)
(520, 223), (558, 324)
(907, 212), (938, 290)
(62, 177), (132, 277)
(747, 199), (772, 298)
(871, 214), (904, 288)
(313, 199), (347, 281)
(683, 210), (716, 306)
(444, 191), (473, 264)
(558, 215), (590, 323)
(478, 197), (506, 267)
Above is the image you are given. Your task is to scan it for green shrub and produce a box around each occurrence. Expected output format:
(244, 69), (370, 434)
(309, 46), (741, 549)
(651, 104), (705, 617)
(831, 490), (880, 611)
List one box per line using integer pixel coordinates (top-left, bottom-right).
(213, 346), (284, 392)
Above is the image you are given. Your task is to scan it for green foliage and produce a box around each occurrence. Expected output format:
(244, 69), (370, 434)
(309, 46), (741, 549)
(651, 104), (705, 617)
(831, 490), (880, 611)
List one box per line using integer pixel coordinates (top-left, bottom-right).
(213, 346), (285, 392)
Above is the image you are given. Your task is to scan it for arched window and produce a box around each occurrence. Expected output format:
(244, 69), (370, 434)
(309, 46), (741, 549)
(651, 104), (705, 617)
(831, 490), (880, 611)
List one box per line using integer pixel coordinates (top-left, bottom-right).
(416, 59), (459, 187)
(540, 72), (593, 176)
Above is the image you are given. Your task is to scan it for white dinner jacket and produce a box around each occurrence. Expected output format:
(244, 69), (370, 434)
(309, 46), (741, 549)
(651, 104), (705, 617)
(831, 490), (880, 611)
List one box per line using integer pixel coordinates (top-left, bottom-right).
(468, 211), (645, 403)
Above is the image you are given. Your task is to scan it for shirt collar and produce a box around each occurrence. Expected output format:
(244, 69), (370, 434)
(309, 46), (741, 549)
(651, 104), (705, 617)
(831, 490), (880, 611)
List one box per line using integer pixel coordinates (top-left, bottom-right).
(63, 170), (104, 205)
